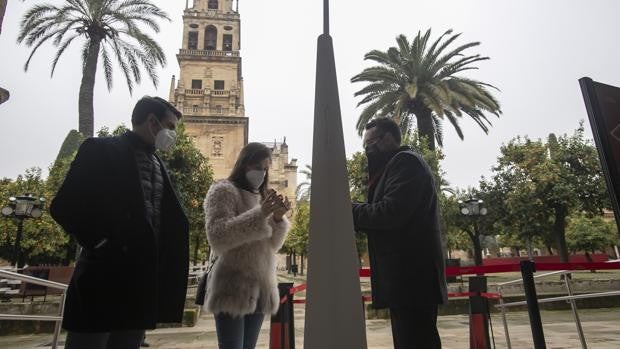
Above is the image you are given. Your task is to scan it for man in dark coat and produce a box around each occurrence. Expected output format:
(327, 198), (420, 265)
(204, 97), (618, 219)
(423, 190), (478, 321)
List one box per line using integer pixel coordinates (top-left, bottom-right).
(50, 96), (189, 349)
(352, 118), (448, 349)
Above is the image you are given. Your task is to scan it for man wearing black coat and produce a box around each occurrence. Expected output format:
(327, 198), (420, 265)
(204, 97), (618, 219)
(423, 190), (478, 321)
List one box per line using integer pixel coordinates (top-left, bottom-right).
(352, 118), (448, 349)
(50, 96), (189, 349)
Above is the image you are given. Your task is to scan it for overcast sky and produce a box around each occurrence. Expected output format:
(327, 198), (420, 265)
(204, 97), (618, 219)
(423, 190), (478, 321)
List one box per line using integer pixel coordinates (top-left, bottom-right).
(1, 0), (620, 191)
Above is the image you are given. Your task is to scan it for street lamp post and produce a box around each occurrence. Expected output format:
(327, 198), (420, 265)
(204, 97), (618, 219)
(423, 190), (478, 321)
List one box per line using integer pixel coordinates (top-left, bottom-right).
(458, 196), (492, 349)
(1, 194), (46, 269)
(458, 197), (488, 266)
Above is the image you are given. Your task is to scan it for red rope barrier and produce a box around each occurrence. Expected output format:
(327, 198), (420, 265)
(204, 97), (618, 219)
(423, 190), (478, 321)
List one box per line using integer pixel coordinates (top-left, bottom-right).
(445, 261), (620, 276)
(289, 284), (307, 295)
(287, 292), (500, 305)
(279, 261), (618, 305)
(535, 261), (620, 271)
(363, 261), (620, 278)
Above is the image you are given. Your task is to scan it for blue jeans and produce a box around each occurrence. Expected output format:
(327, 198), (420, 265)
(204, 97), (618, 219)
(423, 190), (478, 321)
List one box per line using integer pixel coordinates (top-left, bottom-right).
(214, 312), (265, 349)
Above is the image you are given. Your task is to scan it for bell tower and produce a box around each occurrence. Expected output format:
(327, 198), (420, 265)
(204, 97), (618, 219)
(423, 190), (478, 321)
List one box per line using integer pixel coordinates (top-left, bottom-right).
(171, 0), (247, 180)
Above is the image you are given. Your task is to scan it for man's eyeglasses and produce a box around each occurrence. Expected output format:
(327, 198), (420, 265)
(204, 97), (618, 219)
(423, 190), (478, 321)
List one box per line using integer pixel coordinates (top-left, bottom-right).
(364, 133), (385, 148)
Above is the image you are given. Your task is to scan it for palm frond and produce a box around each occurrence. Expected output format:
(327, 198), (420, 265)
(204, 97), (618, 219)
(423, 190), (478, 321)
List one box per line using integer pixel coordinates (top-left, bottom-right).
(444, 110), (464, 140)
(51, 33), (80, 76)
(23, 27), (68, 71)
(422, 29), (455, 67)
(109, 37), (135, 94)
(101, 45), (114, 90)
(429, 41), (480, 76)
(432, 114), (444, 147)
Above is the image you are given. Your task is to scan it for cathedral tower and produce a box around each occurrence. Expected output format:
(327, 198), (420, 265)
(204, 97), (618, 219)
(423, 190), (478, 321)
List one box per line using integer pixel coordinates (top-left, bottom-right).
(170, 0), (246, 180)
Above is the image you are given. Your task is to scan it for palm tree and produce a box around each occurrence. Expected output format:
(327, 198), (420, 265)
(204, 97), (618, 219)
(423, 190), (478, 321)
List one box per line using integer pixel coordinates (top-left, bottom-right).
(0, 0), (7, 35)
(351, 29), (502, 150)
(18, 0), (170, 137)
(295, 165), (312, 201)
(0, 0), (8, 105)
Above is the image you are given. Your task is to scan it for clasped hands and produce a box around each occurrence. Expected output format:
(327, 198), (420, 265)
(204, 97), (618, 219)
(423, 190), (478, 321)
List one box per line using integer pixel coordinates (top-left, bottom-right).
(261, 189), (291, 222)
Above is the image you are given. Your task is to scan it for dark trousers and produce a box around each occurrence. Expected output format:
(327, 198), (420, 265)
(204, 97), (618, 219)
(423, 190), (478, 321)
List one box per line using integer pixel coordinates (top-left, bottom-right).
(214, 312), (265, 349)
(389, 304), (441, 349)
(64, 330), (145, 349)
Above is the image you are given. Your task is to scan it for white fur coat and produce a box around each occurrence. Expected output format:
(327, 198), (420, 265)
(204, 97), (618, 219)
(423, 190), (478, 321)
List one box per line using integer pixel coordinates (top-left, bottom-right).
(203, 180), (290, 317)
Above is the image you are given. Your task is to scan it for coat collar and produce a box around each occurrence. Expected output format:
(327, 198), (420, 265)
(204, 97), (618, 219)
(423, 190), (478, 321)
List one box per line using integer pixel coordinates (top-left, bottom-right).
(368, 146), (414, 203)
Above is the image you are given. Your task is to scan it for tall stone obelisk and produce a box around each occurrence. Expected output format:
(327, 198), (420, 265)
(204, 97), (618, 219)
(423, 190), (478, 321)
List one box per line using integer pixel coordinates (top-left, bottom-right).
(303, 1), (368, 348)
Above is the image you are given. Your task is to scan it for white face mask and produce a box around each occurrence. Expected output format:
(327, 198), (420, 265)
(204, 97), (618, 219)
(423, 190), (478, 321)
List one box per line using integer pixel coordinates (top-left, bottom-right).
(245, 170), (266, 189)
(152, 117), (177, 151)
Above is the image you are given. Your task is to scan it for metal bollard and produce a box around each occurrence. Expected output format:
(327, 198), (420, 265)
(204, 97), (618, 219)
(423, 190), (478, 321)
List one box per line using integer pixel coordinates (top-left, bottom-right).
(270, 283), (295, 349)
(521, 261), (546, 349)
(469, 276), (491, 349)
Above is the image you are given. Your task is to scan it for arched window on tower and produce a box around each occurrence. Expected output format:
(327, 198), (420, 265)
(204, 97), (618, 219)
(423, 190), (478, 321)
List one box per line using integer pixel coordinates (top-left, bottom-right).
(188, 31), (198, 50)
(223, 34), (233, 51)
(205, 26), (217, 50)
(208, 0), (218, 9)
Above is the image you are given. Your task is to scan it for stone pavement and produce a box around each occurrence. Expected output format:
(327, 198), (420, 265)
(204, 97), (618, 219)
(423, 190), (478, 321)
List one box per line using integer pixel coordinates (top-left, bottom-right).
(0, 308), (618, 348)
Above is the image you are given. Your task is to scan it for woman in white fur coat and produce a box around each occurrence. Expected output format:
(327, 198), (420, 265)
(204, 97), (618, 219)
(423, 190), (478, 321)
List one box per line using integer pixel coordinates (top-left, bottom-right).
(203, 142), (291, 349)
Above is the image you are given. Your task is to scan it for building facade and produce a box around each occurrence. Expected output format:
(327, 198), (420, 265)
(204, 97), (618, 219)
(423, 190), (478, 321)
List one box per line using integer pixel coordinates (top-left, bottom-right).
(262, 140), (298, 206)
(170, 0), (298, 201)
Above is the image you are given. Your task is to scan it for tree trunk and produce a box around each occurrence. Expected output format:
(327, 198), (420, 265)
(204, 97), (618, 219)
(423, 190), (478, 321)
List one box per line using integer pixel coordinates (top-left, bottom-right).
(585, 251), (596, 273)
(553, 206), (570, 263)
(78, 38), (102, 137)
(0, 0), (7, 36)
(546, 245), (554, 256)
(414, 108), (435, 151)
(526, 236), (535, 261)
(193, 235), (200, 265)
(300, 254), (305, 275)
(0, 1), (8, 107)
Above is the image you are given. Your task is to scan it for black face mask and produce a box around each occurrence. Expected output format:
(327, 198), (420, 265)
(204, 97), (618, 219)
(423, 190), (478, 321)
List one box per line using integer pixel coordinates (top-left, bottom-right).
(365, 144), (391, 177)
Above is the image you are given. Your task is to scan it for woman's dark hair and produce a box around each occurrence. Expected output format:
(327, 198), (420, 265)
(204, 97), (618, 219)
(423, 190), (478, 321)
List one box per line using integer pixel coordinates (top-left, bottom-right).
(131, 96), (182, 126)
(229, 142), (272, 197)
(365, 117), (402, 145)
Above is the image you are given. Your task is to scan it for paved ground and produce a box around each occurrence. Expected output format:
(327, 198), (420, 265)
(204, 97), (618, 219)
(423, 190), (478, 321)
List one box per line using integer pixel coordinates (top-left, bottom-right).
(1, 308), (618, 348)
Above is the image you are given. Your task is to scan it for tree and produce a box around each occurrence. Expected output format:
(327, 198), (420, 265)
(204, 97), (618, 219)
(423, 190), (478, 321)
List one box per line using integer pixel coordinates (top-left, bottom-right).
(351, 29), (502, 150)
(159, 123), (214, 265)
(2, 129), (87, 266)
(284, 201), (310, 275)
(567, 214), (617, 262)
(0, 168), (69, 267)
(47, 136), (82, 265)
(0, 0), (6, 36)
(18, 0), (170, 137)
(483, 124), (609, 262)
(295, 165), (312, 201)
(56, 130), (85, 160)
(0, 0), (8, 105)
(347, 152), (368, 203)
(441, 194), (472, 259)
(346, 152), (370, 263)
